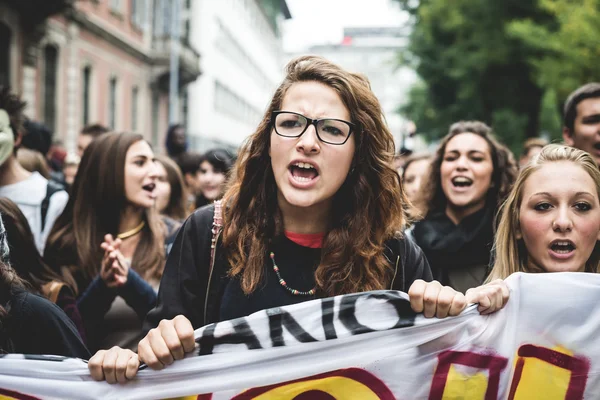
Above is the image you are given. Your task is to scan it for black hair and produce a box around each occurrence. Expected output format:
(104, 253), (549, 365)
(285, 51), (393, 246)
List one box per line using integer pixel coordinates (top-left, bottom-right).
(199, 148), (236, 174)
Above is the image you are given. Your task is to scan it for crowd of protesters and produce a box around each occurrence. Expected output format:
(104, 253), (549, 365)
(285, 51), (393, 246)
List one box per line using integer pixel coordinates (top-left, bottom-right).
(0, 58), (598, 385)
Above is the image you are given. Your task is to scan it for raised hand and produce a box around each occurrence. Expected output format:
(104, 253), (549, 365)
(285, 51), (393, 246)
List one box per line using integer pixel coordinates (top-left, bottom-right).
(100, 234), (128, 288)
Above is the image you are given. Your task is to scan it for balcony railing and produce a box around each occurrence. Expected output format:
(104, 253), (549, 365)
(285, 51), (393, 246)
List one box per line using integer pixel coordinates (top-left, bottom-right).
(151, 35), (201, 91)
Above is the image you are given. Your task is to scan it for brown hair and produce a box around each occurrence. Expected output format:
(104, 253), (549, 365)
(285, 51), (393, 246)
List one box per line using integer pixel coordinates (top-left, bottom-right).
(0, 86), (26, 140)
(16, 148), (50, 178)
(80, 123), (110, 137)
(155, 155), (188, 221)
(488, 144), (600, 281)
(521, 137), (548, 158)
(415, 121), (518, 218)
(221, 55), (408, 296)
(45, 132), (164, 288)
(563, 83), (600, 133)
(401, 153), (431, 180)
(0, 198), (76, 293)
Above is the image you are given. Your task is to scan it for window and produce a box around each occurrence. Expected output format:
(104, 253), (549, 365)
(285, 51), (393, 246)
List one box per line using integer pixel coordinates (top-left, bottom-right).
(153, 0), (171, 37)
(181, 89), (188, 129)
(130, 0), (146, 29)
(43, 45), (58, 132)
(110, 0), (123, 13)
(183, 20), (190, 43)
(151, 91), (160, 146)
(82, 66), (91, 126)
(214, 80), (261, 124)
(109, 77), (117, 130)
(131, 86), (139, 131)
(0, 23), (10, 87)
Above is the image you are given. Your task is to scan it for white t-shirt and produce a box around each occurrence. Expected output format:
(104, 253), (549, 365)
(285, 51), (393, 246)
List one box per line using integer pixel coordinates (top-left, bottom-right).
(0, 172), (68, 253)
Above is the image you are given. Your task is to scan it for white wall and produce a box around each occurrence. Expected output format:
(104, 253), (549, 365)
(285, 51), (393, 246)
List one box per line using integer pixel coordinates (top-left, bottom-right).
(187, 0), (286, 151)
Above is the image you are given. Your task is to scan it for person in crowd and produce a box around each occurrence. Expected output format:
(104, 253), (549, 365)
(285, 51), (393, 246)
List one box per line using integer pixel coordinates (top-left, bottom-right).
(0, 87), (68, 254)
(62, 152), (80, 190)
(47, 140), (67, 172)
(401, 153), (431, 204)
(562, 83), (600, 166)
(393, 148), (413, 171)
(76, 123), (110, 158)
(412, 121), (518, 293)
(177, 152), (203, 212)
(488, 144), (600, 280)
(165, 124), (188, 163)
(519, 137), (548, 168)
(46, 141), (68, 186)
(195, 148), (235, 208)
(17, 147), (50, 178)
(154, 155), (188, 221)
(88, 56), (509, 383)
(21, 120), (52, 157)
(44, 132), (165, 352)
(0, 213), (89, 358)
(0, 197), (85, 342)
(154, 155), (187, 252)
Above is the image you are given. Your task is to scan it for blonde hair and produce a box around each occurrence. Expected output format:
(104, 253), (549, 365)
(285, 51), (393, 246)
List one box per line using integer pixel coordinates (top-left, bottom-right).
(488, 144), (600, 281)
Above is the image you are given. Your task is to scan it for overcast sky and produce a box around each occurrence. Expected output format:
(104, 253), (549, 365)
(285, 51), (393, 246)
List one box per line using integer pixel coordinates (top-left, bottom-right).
(282, 0), (408, 52)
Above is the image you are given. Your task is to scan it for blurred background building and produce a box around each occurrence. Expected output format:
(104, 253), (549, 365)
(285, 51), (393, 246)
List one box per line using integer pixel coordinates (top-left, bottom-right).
(0, 0), (200, 152)
(186, 0), (291, 152)
(300, 26), (424, 153)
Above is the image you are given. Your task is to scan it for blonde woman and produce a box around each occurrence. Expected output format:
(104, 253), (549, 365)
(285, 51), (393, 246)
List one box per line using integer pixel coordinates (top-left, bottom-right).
(488, 144), (600, 280)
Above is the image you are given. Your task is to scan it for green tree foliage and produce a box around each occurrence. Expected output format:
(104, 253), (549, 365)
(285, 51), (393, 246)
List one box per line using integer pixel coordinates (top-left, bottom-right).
(395, 0), (560, 152)
(508, 0), (600, 103)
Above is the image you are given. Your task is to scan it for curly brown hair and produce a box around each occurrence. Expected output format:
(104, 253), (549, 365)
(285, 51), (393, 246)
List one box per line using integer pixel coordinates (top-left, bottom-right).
(415, 121), (518, 219)
(221, 55), (409, 296)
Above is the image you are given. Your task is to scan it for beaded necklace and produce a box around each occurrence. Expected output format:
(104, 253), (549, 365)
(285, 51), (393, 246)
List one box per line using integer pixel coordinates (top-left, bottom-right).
(269, 252), (316, 296)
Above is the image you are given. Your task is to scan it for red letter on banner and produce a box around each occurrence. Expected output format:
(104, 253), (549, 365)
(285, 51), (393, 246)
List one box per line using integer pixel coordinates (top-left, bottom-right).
(429, 350), (508, 400)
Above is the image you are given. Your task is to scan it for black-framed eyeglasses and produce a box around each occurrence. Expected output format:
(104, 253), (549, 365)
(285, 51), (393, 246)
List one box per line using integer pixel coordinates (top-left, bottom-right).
(271, 111), (355, 145)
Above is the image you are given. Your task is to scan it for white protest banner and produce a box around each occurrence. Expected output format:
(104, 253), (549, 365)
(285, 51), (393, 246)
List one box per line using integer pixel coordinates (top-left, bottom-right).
(0, 272), (599, 399)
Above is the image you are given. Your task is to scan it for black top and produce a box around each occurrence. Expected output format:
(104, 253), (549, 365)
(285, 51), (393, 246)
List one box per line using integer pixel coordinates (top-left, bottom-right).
(6, 288), (90, 359)
(412, 206), (494, 293)
(145, 205), (432, 331)
(220, 236), (321, 321)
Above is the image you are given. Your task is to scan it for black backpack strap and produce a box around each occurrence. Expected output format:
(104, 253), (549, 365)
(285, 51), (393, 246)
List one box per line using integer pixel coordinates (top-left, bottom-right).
(41, 180), (65, 231)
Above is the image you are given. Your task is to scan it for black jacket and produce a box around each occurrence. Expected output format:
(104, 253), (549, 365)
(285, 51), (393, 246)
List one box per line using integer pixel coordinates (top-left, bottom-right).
(413, 206), (494, 293)
(145, 205), (432, 331)
(6, 289), (90, 359)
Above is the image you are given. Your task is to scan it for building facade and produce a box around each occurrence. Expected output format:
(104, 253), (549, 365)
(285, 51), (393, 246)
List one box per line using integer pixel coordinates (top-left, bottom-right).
(0, 0), (200, 152)
(302, 27), (424, 153)
(186, 0), (291, 151)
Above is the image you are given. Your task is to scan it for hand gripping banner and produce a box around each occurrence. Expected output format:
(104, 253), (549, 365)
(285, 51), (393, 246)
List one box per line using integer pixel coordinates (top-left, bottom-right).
(1, 272), (600, 399)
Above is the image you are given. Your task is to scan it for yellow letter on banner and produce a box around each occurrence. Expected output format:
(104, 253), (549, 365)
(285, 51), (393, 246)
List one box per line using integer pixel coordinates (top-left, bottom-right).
(508, 345), (589, 400)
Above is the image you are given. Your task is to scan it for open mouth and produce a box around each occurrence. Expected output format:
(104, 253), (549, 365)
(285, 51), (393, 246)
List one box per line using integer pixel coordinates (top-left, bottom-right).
(550, 240), (576, 254)
(289, 162), (319, 183)
(594, 143), (600, 151)
(451, 176), (473, 188)
(142, 183), (156, 193)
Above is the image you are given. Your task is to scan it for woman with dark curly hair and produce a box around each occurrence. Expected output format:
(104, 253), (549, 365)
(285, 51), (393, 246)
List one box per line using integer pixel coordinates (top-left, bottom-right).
(412, 121), (518, 293)
(88, 57), (509, 383)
